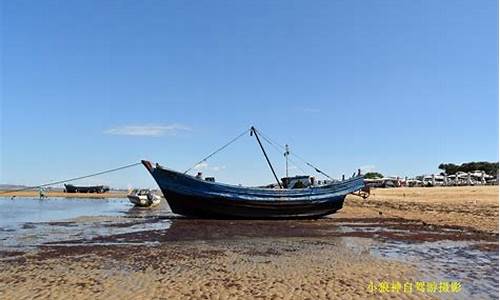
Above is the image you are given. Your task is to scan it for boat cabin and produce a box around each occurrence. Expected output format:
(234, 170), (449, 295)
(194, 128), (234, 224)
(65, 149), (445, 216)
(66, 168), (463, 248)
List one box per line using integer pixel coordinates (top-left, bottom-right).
(281, 175), (314, 189)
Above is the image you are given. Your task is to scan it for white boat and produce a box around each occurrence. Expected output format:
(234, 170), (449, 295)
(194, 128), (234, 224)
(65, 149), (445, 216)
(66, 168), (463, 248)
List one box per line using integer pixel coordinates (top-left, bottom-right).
(127, 189), (161, 207)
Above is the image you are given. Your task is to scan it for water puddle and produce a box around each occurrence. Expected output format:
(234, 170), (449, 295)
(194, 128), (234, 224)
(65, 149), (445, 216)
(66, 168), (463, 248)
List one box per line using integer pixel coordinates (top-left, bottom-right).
(341, 236), (498, 299)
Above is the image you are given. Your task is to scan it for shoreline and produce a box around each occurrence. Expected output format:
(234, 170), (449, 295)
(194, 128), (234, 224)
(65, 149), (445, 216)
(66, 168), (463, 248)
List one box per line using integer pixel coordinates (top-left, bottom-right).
(1, 184), (497, 198)
(0, 190), (128, 198)
(1, 185), (497, 232)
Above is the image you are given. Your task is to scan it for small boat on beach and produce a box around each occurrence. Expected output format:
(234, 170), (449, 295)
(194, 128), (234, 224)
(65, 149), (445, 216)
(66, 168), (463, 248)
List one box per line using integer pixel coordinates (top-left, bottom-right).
(127, 189), (162, 207)
(141, 127), (365, 219)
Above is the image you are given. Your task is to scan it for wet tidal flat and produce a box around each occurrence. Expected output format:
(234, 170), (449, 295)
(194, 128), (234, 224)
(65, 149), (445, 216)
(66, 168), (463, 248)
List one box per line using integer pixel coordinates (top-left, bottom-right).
(0, 195), (498, 299)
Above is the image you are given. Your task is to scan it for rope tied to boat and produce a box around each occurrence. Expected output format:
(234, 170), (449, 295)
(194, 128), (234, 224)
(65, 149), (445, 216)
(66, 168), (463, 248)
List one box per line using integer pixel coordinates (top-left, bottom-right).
(0, 162), (142, 194)
(252, 131), (309, 175)
(183, 126), (336, 180)
(183, 128), (251, 174)
(1, 127), (341, 195)
(254, 128), (335, 180)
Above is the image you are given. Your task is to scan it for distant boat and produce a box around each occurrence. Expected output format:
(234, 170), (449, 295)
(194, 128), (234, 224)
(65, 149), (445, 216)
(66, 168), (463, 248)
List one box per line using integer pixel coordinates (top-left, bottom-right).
(127, 189), (161, 207)
(64, 184), (110, 193)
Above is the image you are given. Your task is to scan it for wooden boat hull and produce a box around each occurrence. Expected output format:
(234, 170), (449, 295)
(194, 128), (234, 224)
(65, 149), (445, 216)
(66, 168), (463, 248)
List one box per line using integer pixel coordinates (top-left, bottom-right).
(142, 160), (365, 219)
(160, 190), (346, 218)
(64, 184), (110, 194)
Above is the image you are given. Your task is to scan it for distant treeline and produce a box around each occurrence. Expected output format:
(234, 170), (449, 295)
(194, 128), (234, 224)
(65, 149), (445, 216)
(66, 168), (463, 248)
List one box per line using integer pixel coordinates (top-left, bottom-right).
(363, 161), (499, 179)
(364, 172), (383, 179)
(439, 162), (499, 176)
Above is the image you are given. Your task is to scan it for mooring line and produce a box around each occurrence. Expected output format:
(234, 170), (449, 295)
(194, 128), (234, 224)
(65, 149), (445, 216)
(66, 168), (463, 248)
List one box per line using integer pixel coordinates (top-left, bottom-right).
(255, 128), (334, 180)
(183, 128), (251, 174)
(0, 162), (142, 194)
(255, 131), (309, 175)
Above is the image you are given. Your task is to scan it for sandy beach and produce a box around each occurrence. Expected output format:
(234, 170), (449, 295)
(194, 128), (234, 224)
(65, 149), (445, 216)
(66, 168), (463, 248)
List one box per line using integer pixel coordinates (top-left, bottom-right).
(343, 185), (499, 233)
(1, 237), (425, 299)
(0, 186), (498, 299)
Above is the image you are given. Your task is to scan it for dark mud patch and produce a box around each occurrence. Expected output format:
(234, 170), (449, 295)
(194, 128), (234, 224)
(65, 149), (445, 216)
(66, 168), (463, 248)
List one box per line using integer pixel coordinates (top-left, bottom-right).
(35, 245), (131, 261)
(331, 217), (408, 223)
(0, 250), (27, 264)
(35, 244), (224, 261)
(46, 221), (78, 227)
(102, 217), (160, 228)
(25, 244), (226, 272)
(21, 223), (36, 229)
(76, 218), (498, 244)
(239, 248), (282, 257)
(470, 243), (499, 252)
(0, 250), (25, 258)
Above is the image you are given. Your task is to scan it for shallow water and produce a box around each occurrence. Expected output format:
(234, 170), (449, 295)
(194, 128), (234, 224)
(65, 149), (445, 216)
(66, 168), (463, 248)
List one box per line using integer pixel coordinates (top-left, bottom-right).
(342, 237), (498, 299)
(0, 197), (498, 299)
(0, 197), (173, 225)
(0, 197), (173, 249)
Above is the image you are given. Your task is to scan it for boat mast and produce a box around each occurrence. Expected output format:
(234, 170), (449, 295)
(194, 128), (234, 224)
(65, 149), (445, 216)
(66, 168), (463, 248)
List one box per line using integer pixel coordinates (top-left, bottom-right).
(284, 144), (289, 178)
(250, 127), (283, 189)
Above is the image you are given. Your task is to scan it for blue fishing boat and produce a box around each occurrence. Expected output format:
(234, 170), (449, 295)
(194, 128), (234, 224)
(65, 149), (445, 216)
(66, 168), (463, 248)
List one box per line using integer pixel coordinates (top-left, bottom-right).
(142, 127), (365, 219)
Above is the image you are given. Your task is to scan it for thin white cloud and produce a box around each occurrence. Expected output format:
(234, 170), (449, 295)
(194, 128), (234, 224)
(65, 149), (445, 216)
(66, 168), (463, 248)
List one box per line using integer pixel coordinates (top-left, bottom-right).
(194, 162), (208, 170)
(104, 124), (191, 137)
(194, 162), (226, 172)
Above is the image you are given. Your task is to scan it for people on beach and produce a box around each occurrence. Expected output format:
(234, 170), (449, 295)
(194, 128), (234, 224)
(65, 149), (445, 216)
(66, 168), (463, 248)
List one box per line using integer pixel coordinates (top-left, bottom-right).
(39, 187), (46, 199)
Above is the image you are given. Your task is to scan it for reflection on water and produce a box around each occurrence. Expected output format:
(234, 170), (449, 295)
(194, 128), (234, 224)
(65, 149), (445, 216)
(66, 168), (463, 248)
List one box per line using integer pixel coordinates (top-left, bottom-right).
(0, 197), (174, 249)
(0, 197), (128, 225)
(342, 237), (499, 300)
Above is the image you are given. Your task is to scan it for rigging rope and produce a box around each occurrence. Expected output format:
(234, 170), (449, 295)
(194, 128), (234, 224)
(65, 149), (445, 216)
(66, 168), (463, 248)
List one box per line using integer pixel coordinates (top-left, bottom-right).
(0, 162), (142, 194)
(184, 128), (251, 174)
(255, 129), (334, 180)
(256, 131), (309, 175)
(1, 127), (336, 195)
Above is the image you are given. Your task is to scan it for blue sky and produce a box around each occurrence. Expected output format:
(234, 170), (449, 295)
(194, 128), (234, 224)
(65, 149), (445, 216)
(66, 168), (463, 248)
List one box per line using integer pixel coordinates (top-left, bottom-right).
(1, 0), (498, 188)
